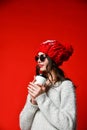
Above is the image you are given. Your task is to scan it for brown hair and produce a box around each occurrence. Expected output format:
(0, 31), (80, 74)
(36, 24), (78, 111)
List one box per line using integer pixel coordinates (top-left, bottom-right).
(36, 55), (66, 82)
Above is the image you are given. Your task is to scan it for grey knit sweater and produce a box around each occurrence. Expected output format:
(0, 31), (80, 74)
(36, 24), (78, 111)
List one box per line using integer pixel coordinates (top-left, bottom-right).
(19, 80), (76, 130)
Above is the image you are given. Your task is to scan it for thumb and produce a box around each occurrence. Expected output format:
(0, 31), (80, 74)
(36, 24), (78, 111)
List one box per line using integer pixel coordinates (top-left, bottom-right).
(41, 85), (46, 91)
(32, 75), (36, 83)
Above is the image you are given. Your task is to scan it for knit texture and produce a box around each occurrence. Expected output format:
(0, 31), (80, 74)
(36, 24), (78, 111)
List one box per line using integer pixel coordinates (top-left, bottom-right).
(19, 80), (76, 130)
(36, 40), (73, 66)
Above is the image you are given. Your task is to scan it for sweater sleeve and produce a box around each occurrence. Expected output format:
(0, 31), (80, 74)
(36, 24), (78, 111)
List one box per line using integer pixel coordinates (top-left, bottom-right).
(35, 80), (76, 130)
(19, 94), (39, 130)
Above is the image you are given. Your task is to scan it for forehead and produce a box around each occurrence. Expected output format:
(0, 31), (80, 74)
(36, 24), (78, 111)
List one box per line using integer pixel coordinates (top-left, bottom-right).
(38, 52), (45, 55)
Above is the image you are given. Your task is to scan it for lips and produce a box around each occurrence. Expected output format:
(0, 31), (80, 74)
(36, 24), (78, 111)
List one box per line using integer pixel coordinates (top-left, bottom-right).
(38, 64), (44, 68)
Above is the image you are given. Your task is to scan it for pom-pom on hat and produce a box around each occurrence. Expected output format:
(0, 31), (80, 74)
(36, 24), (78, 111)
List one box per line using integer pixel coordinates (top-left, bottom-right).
(36, 40), (74, 66)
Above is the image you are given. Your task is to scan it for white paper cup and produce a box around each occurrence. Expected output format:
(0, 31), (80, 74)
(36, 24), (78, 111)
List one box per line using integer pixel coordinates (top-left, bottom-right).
(34, 75), (46, 85)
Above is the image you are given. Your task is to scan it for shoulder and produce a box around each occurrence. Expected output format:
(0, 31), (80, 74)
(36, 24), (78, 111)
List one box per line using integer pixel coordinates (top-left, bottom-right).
(54, 80), (74, 88)
(61, 80), (73, 87)
(52, 80), (74, 92)
(60, 80), (75, 95)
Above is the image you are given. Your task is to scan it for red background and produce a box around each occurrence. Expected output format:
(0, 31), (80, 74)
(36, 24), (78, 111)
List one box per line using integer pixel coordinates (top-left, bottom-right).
(0, 0), (87, 130)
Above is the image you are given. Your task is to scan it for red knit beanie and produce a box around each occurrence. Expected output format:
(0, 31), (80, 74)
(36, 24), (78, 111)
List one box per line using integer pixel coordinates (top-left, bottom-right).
(36, 40), (74, 66)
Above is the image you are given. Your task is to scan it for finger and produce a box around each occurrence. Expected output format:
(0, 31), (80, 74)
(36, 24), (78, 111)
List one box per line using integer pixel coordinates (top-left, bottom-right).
(30, 81), (42, 88)
(41, 85), (46, 91)
(28, 87), (36, 94)
(29, 82), (41, 89)
(42, 87), (45, 91)
(28, 82), (32, 87)
(29, 88), (37, 98)
(30, 82), (35, 86)
(28, 81), (35, 87)
(29, 91), (36, 98)
(28, 84), (38, 91)
(29, 87), (39, 96)
(28, 83), (34, 88)
(32, 76), (36, 83)
(30, 86), (37, 91)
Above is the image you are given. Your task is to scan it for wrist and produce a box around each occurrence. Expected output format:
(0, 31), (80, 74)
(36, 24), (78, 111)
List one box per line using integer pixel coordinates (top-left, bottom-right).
(30, 98), (37, 105)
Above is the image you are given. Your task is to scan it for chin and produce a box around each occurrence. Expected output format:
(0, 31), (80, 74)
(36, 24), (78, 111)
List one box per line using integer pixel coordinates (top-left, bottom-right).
(40, 67), (46, 72)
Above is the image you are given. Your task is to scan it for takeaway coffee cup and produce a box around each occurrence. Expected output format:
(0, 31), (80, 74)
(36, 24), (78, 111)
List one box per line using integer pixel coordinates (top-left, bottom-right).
(34, 74), (47, 85)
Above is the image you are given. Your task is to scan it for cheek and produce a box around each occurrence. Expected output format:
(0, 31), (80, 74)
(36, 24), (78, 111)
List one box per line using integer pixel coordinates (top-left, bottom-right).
(45, 59), (49, 66)
(43, 62), (48, 70)
(40, 59), (49, 71)
(40, 62), (48, 71)
(40, 65), (46, 71)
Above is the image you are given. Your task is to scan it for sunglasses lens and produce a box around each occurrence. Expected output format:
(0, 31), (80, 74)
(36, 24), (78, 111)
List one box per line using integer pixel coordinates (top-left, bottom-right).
(40, 55), (46, 61)
(35, 55), (46, 62)
(35, 56), (39, 61)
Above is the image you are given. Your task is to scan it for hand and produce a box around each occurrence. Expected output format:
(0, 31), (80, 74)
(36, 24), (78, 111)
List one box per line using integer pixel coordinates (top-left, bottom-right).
(28, 82), (46, 99)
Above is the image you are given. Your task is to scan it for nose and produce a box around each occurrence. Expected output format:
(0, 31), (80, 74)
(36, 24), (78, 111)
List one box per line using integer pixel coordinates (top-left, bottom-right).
(37, 58), (41, 63)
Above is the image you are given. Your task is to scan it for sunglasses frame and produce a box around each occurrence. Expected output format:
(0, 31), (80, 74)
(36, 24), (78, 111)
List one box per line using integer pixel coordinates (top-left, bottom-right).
(35, 54), (47, 62)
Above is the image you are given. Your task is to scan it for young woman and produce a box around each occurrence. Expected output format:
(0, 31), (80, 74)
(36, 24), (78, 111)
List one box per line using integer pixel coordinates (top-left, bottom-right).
(19, 40), (76, 130)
